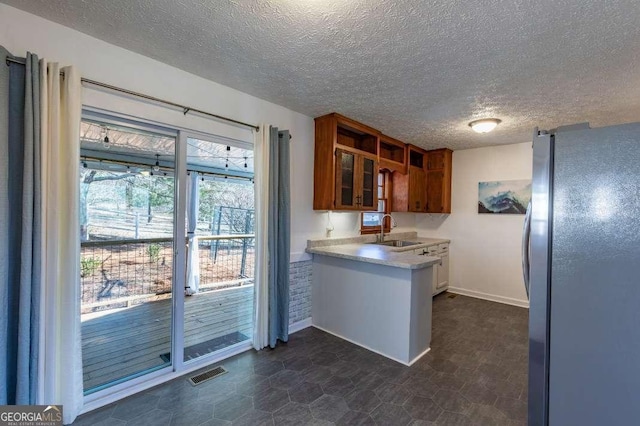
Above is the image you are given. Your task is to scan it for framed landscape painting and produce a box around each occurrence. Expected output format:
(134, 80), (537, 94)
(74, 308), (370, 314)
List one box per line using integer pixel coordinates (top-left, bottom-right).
(478, 180), (531, 214)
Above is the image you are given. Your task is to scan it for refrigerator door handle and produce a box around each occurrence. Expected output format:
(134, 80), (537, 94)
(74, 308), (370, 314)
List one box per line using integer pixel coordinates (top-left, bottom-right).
(522, 200), (532, 299)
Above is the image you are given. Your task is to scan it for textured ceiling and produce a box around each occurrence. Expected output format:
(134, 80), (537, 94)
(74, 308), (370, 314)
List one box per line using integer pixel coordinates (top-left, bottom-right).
(5, 0), (640, 150)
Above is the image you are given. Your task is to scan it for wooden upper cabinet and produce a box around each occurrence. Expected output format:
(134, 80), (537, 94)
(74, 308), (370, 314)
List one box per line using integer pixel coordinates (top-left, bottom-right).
(408, 165), (427, 212)
(425, 149), (452, 213)
(426, 170), (444, 212)
(314, 113), (379, 210)
(427, 150), (446, 170)
(314, 112), (452, 213)
(378, 135), (407, 173)
(392, 146), (428, 212)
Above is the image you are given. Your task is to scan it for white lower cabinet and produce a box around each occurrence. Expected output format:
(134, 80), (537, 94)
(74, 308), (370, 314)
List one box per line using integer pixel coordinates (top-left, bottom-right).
(417, 243), (449, 296)
(436, 253), (449, 291)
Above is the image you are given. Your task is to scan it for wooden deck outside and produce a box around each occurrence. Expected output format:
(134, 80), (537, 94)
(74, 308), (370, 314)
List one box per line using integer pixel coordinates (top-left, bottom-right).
(81, 285), (253, 391)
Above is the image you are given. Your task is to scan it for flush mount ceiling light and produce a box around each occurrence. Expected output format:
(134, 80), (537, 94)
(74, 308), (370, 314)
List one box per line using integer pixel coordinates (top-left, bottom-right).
(469, 118), (502, 133)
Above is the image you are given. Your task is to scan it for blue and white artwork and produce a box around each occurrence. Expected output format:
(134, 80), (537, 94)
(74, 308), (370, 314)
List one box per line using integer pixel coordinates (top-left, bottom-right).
(478, 180), (531, 214)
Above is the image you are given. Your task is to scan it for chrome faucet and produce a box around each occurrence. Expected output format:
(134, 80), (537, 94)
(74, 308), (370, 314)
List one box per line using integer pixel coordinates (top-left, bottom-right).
(379, 214), (397, 243)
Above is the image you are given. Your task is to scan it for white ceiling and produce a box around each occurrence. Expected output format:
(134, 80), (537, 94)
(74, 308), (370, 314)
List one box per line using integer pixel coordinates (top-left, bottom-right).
(5, 0), (640, 150)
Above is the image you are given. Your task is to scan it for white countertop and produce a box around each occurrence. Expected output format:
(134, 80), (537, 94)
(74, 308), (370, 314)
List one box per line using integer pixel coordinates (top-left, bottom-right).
(306, 233), (450, 270)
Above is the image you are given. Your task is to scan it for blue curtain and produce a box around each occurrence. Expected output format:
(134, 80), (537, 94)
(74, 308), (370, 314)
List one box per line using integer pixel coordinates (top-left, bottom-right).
(0, 49), (41, 405)
(267, 126), (291, 348)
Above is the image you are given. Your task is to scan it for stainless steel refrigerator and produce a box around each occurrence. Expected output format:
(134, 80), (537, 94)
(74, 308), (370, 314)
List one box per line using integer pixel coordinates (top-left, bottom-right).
(522, 122), (640, 425)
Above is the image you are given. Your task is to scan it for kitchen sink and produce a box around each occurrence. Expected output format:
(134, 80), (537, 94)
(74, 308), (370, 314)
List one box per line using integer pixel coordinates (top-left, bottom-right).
(369, 240), (421, 247)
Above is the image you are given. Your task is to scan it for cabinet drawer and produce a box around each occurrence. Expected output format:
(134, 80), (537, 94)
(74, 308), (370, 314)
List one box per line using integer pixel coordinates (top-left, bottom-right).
(438, 243), (449, 253)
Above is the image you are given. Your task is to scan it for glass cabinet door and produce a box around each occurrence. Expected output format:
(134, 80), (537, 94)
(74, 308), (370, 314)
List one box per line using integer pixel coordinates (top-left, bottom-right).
(335, 149), (356, 209)
(334, 150), (378, 211)
(360, 156), (377, 210)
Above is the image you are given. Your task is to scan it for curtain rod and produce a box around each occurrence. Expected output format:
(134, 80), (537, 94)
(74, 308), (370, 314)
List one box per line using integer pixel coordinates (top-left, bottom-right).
(6, 56), (261, 132)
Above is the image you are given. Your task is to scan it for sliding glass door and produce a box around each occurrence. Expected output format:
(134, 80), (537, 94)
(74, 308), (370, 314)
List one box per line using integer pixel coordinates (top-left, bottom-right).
(181, 135), (255, 364)
(79, 117), (256, 395)
(79, 118), (177, 393)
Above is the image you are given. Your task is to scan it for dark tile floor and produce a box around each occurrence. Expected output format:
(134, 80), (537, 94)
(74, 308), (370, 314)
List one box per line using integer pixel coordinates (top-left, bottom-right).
(73, 293), (529, 426)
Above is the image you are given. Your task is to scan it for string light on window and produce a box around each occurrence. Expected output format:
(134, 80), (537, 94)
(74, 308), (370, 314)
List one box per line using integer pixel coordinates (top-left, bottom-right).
(99, 126), (110, 149)
(153, 154), (160, 172)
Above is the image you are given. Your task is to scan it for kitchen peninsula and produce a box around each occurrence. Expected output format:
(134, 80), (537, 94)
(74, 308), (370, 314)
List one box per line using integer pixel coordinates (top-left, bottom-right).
(307, 232), (448, 365)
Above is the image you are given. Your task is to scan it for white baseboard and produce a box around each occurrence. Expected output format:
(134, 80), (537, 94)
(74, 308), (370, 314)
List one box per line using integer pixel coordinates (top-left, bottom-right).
(311, 324), (429, 367)
(447, 287), (529, 308)
(407, 346), (432, 367)
(289, 317), (313, 334)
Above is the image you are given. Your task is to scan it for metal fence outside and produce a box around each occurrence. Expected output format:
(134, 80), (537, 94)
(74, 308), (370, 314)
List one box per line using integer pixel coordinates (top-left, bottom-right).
(80, 235), (255, 315)
(198, 235), (255, 291)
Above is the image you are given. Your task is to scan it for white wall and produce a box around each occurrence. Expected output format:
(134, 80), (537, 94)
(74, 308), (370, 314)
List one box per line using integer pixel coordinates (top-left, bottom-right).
(322, 211), (416, 238)
(0, 3), (331, 259)
(416, 142), (532, 307)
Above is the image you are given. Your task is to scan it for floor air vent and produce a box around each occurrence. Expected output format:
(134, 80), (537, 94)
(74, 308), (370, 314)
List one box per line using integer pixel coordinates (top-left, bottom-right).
(188, 366), (227, 386)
